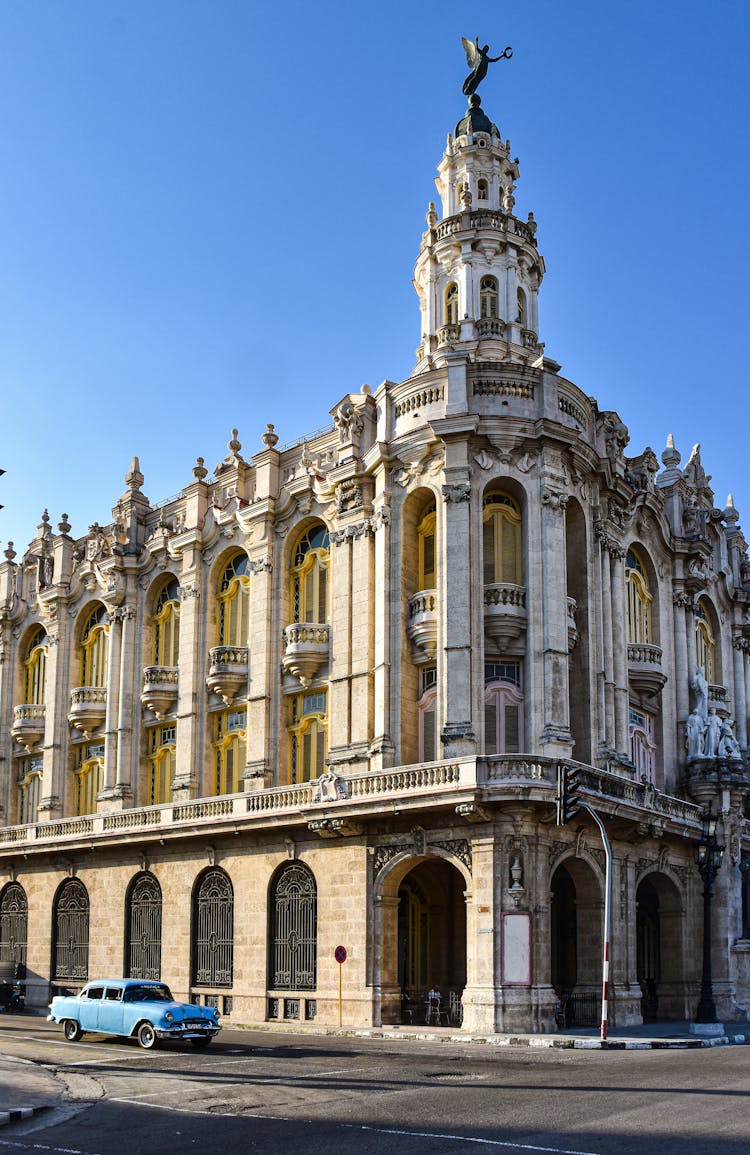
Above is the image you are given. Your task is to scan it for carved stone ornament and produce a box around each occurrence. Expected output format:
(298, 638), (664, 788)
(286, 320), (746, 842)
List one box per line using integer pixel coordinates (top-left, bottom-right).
(330, 520), (375, 546)
(435, 837), (472, 871)
(310, 768), (349, 803)
(442, 483), (471, 503)
(334, 401), (364, 445)
(335, 479), (364, 513)
(373, 843), (406, 876)
(541, 488), (569, 512)
(249, 556), (273, 574)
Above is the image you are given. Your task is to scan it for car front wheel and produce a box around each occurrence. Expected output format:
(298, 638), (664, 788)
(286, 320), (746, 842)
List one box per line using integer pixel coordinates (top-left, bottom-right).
(136, 1022), (158, 1050)
(63, 1019), (82, 1042)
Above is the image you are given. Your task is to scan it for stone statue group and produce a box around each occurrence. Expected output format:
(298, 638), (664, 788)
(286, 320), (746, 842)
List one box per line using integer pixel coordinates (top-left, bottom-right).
(686, 666), (742, 760)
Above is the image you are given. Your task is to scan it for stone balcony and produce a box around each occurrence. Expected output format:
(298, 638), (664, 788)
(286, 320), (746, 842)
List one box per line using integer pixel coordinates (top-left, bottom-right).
(483, 584), (527, 645)
(627, 643), (667, 697)
(406, 589), (438, 664)
(475, 317), (506, 339)
(68, 687), (106, 737)
(281, 624), (330, 687)
(437, 323), (461, 347)
(141, 665), (179, 719)
(709, 683), (729, 713)
(206, 646), (249, 706)
(11, 703), (46, 752)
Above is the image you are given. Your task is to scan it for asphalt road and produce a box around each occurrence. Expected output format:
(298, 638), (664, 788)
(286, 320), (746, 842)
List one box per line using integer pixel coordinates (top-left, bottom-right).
(0, 1016), (749, 1154)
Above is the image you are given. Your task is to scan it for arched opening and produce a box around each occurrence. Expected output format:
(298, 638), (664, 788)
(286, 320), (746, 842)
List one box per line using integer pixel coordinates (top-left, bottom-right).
(0, 882), (27, 977)
(268, 862), (317, 992)
(52, 878), (89, 988)
(550, 859), (602, 1026)
(636, 872), (686, 1021)
(125, 872), (162, 980)
(380, 856), (467, 1027)
(191, 868), (233, 992)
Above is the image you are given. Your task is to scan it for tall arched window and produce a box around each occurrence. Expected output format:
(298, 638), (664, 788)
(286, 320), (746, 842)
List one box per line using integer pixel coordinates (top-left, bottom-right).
(483, 493), (522, 585)
(74, 743), (104, 816)
(126, 873), (162, 980)
(484, 662), (524, 754)
(444, 282), (459, 325)
(417, 505), (436, 591)
(217, 554), (249, 646)
(629, 706), (656, 783)
(17, 756), (43, 824)
(477, 178), (488, 201)
(626, 548), (652, 644)
(213, 709), (246, 794)
(80, 605), (108, 687)
(145, 724), (175, 805)
(289, 692), (327, 783)
(480, 276), (499, 319)
(152, 578), (180, 665)
(0, 883), (27, 973)
(22, 626), (47, 704)
(269, 863), (317, 991)
(418, 667), (437, 761)
(192, 869), (233, 988)
(695, 598), (716, 684)
(290, 524), (330, 625)
(52, 878), (89, 982)
(516, 287), (527, 327)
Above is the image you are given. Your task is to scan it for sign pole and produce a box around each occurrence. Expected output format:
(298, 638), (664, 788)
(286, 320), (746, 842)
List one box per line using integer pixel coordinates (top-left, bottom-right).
(334, 945), (347, 1027)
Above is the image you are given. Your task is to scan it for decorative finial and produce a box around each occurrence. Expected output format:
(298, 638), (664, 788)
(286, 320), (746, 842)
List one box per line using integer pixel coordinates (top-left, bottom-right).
(3, 542), (16, 562)
(58, 513), (72, 536)
(661, 433), (681, 469)
(461, 36), (512, 98)
(125, 456), (144, 491)
(426, 202), (438, 228)
(261, 423), (279, 449)
(228, 429), (242, 456)
(192, 457), (208, 481)
(723, 494), (740, 526)
(527, 211), (537, 235)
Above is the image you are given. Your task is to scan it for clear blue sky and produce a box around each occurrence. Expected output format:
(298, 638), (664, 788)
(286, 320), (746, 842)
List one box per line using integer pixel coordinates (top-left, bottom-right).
(1, 0), (748, 552)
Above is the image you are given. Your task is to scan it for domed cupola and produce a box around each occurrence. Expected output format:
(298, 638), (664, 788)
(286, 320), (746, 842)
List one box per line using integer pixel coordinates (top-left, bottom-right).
(413, 91), (546, 371)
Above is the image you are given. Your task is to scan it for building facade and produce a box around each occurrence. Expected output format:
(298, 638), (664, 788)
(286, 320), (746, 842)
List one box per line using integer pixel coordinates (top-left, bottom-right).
(1, 87), (750, 1033)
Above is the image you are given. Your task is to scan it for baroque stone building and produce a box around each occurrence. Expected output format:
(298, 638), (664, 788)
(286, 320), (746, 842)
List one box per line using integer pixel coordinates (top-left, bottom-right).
(1, 83), (750, 1033)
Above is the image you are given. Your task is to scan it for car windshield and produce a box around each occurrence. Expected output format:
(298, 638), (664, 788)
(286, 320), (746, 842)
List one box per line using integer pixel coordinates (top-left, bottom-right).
(122, 984), (173, 1003)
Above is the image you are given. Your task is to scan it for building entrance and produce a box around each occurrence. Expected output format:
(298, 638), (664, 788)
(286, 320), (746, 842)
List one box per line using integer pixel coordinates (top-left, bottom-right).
(550, 858), (603, 1027)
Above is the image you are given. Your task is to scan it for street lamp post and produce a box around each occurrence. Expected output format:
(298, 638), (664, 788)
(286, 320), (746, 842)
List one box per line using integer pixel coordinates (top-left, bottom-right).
(693, 804), (725, 1024)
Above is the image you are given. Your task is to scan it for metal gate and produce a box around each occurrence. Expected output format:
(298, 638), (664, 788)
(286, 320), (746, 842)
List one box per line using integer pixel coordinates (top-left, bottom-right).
(270, 863), (317, 990)
(127, 873), (162, 980)
(0, 883), (27, 968)
(53, 879), (89, 981)
(193, 869), (233, 987)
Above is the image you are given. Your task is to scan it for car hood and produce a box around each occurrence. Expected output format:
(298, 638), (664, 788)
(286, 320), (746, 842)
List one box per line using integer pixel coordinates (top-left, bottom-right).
(140, 1000), (217, 1020)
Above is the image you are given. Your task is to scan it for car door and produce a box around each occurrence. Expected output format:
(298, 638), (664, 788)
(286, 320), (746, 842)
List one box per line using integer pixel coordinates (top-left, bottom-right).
(78, 985), (104, 1031)
(98, 986), (125, 1035)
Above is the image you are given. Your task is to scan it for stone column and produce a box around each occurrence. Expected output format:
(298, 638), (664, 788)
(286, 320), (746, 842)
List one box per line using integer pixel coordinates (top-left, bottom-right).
(39, 609), (70, 821)
(610, 547), (629, 756)
(328, 527), (353, 766)
(539, 488), (573, 755)
(173, 579), (203, 800)
(744, 649), (750, 750)
(102, 610), (122, 791)
(440, 479), (475, 756)
(732, 638), (747, 748)
(600, 538), (615, 750)
(245, 553), (274, 788)
(115, 605), (137, 796)
(369, 503), (394, 770)
(672, 590), (691, 724)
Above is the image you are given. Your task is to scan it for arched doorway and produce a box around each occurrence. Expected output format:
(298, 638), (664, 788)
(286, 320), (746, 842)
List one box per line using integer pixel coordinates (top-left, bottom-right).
(550, 858), (602, 1026)
(378, 855), (468, 1027)
(636, 872), (686, 1021)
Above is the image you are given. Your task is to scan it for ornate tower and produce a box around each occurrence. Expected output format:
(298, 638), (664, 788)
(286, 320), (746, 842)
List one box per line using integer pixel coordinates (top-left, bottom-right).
(413, 93), (546, 371)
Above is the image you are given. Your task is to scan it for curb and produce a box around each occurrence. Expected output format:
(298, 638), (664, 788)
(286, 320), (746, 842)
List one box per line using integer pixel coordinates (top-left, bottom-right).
(0, 1106), (49, 1127)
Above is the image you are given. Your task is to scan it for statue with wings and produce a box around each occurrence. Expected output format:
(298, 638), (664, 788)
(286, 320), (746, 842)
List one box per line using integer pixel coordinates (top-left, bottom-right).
(461, 37), (512, 97)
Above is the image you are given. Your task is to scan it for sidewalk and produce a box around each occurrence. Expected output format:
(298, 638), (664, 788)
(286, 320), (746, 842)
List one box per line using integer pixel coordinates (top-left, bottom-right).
(0, 1050), (60, 1126)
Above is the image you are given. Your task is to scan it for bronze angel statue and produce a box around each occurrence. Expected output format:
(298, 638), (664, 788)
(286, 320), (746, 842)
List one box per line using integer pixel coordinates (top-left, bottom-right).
(461, 37), (512, 96)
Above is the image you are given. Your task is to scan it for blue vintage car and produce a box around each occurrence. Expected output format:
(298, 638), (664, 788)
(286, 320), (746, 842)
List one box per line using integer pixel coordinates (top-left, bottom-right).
(48, 979), (221, 1049)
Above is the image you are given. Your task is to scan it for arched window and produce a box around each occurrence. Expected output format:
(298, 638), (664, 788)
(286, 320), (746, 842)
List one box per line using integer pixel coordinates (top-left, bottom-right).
(516, 288), (527, 327)
(74, 743), (103, 816)
(484, 662), (524, 754)
(213, 709), (246, 794)
(626, 548), (652, 644)
(289, 692), (327, 783)
(126, 873), (162, 980)
(480, 276), (498, 319)
(629, 706), (656, 783)
(290, 524), (330, 625)
(217, 554), (249, 646)
(0, 883), (27, 973)
(145, 724), (175, 805)
(52, 878), (89, 982)
(483, 492), (522, 585)
(269, 863), (317, 991)
(418, 667), (437, 761)
(17, 756), (43, 824)
(444, 282), (459, 326)
(22, 626), (47, 704)
(192, 869), (233, 988)
(477, 178), (488, 201)
(80, 605), (108, 687)
(417, 505), (436, 590)
(695, 599), (716, 684)
(152, 578), (180, 665)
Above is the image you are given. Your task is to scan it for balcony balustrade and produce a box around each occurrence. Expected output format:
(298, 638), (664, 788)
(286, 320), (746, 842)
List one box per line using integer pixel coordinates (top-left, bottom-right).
(206, 646), (249, 707)
(68, 687), (107, 737)
(406, 590), (438, 664)
(483, 583), (527, 645)
(437, 324), (461, 347)
(627, 642), (667, 697)
(475, 317), (505, 339)
(141, 665), (179, 719)
(281, 624), (330, 687)
(11, 703), (46, 752)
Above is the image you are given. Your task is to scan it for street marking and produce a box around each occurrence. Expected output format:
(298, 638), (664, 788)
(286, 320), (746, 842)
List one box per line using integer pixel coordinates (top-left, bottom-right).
(0, 1140), (100, 1155)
